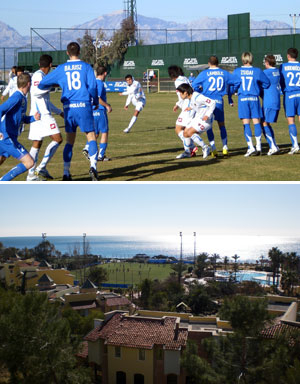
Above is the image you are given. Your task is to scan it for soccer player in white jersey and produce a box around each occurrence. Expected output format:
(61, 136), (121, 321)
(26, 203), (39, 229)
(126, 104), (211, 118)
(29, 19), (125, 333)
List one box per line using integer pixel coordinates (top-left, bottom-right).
(1, 67), (24, 101)
(27, 55), (63, 181)
(279, 48), (300, 154)
(119, 74), (146, 133)
(168, 65), (199, 159)
(176, 83), (216, 159)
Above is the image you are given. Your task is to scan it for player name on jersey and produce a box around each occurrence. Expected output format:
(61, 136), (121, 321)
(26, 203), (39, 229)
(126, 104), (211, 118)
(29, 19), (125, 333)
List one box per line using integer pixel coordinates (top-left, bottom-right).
(64, 64), (82, 71)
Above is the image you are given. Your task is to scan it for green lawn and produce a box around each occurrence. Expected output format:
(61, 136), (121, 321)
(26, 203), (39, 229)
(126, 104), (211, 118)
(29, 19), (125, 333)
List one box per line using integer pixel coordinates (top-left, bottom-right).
(2, 91), (300, 181)
(73, 261), (174, 285)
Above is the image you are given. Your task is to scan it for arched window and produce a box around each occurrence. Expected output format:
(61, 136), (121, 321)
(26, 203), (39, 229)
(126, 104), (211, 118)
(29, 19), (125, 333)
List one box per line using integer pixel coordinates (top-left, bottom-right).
(167, 374), (178, 384)
(134, 373), (144, 384)
(116, 371), (126, 384)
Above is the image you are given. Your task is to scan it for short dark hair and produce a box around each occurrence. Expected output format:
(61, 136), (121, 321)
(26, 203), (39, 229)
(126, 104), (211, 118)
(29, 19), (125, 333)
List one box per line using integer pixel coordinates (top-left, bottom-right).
(168, 65), (184, 79)
(67, 42), (80, 56)
(287, 48), (298, 59)
(96, 65), (107, 76)
(16, 66), (24, 74)
(39, 54), (53, 68)
(125, 74), (133, 80)
(176, 83), (193, 95)
(265, 54), (276, 67)
(17, 73), (31, 88)
(209, 55), (219, 66)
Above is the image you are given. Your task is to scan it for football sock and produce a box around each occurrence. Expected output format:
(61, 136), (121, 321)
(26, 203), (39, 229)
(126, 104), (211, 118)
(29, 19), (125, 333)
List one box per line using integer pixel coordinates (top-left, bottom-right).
(243, 124), (254, 149)
(128, 116), (137, 129)
(0, 163), (27, 181)
(88, 140), (98, 169)
(207, 128), (215, 149)
(37, 141), (59, 171)
(263, 125), (276, 149)
(254, 124), (262, 150)
(183, 137), (192, 153)
(63, 143), (73, 175)
(220, 125), (228, 146)
(191, 133), (205, 148)
(178, 130), (184, 142)
(28, 147), (40, 176)
(99, 143), (107, 158)
(288, 124), (298, 147)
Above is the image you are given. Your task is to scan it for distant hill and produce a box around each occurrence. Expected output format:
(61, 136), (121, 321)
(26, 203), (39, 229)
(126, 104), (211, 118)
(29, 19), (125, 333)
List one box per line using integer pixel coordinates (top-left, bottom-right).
(0, 12), (295, 70)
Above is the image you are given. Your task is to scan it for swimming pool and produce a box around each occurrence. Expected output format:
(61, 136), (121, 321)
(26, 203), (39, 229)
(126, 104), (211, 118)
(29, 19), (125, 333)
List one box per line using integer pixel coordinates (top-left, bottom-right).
(215, 270), (277, 286)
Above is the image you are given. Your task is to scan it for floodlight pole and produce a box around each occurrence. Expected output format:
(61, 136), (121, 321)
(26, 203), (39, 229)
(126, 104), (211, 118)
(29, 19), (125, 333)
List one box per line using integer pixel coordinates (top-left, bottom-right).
(289, 14), (300, 34)
(193, 232), (196, 267)
(178, 232), (183, 283)
(83, 233), (86, 281)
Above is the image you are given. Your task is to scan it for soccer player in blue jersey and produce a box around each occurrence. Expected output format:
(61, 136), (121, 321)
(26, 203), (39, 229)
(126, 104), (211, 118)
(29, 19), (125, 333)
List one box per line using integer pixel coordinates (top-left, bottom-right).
(279, 48), (300, 154)
(192, 55), (234, 156)
(231, 52), (270, 157)
(0, 73), (40, 181)
(38, 42), (99, 181)
(261, 55), (280, 155)
(82, 65), (112, 161)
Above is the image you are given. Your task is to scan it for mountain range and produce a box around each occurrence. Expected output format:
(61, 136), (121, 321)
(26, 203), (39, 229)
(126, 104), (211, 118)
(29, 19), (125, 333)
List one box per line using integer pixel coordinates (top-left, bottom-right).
(0, 10), (296, 68)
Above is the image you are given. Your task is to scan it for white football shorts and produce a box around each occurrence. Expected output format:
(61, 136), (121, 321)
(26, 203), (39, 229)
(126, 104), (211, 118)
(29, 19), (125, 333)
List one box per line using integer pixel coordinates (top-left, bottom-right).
(133, 98), (146, 112)
(28, 114), (60, 141)
(187, 115), (212, 134)
(176, 109), (195, 127)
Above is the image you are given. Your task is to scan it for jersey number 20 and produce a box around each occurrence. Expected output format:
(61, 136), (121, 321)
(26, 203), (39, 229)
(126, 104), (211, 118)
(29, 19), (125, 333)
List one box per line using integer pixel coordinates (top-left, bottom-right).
(66, 71), (81, 90)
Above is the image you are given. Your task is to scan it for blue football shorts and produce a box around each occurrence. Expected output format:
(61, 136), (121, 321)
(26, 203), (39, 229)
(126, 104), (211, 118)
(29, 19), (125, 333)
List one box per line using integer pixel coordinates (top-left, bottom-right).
(213, 99), (225, 122)
(238, 96), (263, 119)
(283, 93), (300, 117)
(93, 109), (109, 134)
(262, 108), (279, 123)
(0, 137), (28, 160)
(63, 102), (95, 133)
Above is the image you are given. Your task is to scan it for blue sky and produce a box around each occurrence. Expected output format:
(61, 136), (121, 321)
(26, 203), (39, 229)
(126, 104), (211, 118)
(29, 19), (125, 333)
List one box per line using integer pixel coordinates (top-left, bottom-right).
(0, 0), (299, 35)
(1, 184), (300, 237)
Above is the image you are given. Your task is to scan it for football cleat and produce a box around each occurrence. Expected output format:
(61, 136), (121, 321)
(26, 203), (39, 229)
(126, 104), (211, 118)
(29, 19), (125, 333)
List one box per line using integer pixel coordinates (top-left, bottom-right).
(176, 151), (191, 159)
(190, 146), (198, 157)
(223, 148), (229, 156)
(26, 174), (40, 181)
(62, 174), (72, 181)
(244, 148), (257, 157)
(288, 146), (299, 155)
(82, 149), (90, 160)
(89, 167), (99, 181)
(35, 168), (53, 180)
(123, 127), (131, 133)
(202, 145), (211, 159)
(211, 149), (218, 158)
(267, 147), (279, 156)
(98, 155), (111, 161)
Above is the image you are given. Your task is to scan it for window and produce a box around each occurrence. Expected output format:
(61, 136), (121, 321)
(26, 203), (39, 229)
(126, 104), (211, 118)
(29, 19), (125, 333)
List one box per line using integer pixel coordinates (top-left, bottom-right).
(116, 371), (126, 384)
(138, 349), (145, 361)
(134, 373), (144, 384)
(115, 346), (121, 358)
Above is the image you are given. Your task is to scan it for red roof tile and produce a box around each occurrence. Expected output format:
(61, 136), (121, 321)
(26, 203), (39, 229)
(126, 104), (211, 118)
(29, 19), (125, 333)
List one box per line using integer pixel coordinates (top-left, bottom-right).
(85, 313), (188, 350)
(105, 297), (131, 307)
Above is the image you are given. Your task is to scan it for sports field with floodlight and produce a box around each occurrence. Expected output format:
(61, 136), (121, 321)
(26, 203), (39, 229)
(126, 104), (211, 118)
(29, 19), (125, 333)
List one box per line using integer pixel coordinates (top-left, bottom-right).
(2, 91), (299, 181)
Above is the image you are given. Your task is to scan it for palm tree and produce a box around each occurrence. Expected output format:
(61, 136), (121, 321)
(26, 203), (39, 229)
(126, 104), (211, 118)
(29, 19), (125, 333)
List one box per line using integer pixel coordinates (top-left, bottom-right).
(268, 247), (283, 289)
(210, 253), (220, 276)
(223, 256), (229, 271)
(232, 254), (240, 282)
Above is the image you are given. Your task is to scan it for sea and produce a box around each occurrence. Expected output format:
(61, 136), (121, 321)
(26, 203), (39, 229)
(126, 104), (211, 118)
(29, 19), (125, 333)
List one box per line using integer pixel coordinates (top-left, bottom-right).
(1, 235), (300, 262)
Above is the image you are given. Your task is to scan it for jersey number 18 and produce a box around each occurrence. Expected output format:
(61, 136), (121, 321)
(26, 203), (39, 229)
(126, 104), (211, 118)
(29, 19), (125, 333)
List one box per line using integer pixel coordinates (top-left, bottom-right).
(66, 71), (81, 90)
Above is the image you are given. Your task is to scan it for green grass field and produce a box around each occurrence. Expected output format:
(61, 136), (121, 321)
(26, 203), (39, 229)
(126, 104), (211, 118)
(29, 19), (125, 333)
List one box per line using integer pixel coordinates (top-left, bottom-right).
(2, 91), (300, 181)
(73, 261), (173, 285)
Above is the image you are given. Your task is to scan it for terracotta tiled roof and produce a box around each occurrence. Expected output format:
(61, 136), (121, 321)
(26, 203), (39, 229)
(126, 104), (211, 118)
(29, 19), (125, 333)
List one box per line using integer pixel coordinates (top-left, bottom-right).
(105, 297), (131, 307)
(85, 313), (188, 350)
(262, 322), (300, 339)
